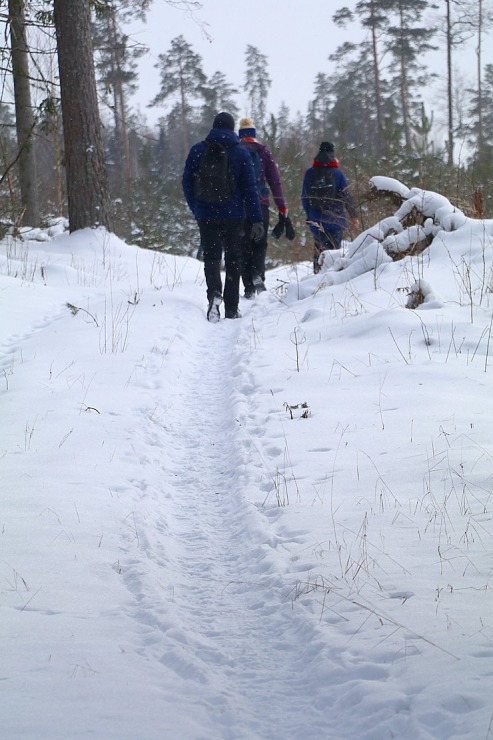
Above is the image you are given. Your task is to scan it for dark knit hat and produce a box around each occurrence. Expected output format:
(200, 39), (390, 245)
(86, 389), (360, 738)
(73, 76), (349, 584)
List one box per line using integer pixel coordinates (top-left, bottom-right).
(213, 112), (235, 130)
(315, 141), (335, 164)
(239, 117), (256, 139)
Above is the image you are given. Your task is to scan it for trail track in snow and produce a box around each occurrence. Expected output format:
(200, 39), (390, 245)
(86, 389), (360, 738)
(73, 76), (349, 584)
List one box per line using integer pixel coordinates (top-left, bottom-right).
(122, 316), (335, 739)
(3, 241), (491, 739)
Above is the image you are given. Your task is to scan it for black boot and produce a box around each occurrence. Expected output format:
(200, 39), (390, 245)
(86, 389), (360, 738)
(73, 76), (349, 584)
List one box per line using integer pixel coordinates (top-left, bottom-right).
(225, 308), (242, 319)
(207, 295), (222, 322)
(252, 272), (266, 293)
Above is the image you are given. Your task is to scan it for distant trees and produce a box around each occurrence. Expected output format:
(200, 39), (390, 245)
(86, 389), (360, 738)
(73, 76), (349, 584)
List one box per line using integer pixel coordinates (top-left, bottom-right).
(437, 0), (493, 169)
(1, 2), (493, 251)
(467, 63), (493, 188)
(333, 1), (388, 156)
(383, 0), (437, 151)
(93, 2), (149, 185)
(331, 0), (437, 158)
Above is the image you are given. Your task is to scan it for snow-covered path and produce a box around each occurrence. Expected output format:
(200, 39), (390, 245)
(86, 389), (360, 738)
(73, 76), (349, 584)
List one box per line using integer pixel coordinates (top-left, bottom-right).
(3, 229), (493, 739)
(122, 318), (334, 739)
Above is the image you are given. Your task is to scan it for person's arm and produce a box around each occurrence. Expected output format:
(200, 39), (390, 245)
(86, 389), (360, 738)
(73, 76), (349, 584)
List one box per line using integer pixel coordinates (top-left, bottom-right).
(337, 170), (360, 228)
(341, 185), (359, 227)
(301, 170), (311, 216)
(264, 149), (287, 213)
(181, 144), (200, 214)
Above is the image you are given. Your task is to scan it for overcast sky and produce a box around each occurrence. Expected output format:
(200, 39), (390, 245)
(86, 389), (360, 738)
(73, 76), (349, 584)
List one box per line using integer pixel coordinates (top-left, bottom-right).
(127, 0), (492, 131)
(127, 0), (359, 124)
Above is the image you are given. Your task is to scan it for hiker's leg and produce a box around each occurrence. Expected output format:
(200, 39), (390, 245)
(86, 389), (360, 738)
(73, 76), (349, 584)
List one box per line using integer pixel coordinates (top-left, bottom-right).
(311, 224), (342, 273)
(223, 220), (243, 314)
(324, 225), (343, 250)
(240, 217), (254, 295)
(252, 205), (270, 282)
(199, 220), (223, 302)
(311, 226), (324, 274)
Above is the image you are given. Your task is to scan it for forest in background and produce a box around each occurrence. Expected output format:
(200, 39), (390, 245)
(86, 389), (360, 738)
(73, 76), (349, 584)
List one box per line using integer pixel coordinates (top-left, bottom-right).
(1, 0), (492, 266)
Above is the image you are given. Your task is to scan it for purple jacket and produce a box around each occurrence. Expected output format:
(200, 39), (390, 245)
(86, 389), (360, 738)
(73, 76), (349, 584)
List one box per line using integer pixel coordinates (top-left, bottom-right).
(240, 139), (286, 211)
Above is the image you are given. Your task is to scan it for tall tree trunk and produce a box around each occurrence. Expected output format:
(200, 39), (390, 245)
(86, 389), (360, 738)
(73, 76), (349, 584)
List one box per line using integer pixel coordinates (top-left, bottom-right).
(117, 83), (131, 181)
(369, 0), (386, 156)
(110, 11), (131, 182)
(398, 5), (411, 150)
(53, 0), (111, 232)
(8, 0), (39, 226)
(476, 0), (484, 152)
(179, 72), (190, 162)
(446, 0), (454, 166)
(52, 100), (64, 216)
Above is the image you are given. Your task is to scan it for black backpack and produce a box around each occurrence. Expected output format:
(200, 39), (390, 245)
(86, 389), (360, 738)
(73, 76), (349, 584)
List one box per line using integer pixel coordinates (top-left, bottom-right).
(193, 141), (235, 204)
(306, 167), (337, 211)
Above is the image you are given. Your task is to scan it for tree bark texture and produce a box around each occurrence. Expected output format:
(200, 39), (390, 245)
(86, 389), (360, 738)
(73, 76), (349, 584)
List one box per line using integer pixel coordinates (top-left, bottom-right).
(476, 0), (484, 152)
(9, 0), (39, 226)
(53, 0), (111, 232)
(446, 0), (454, 166)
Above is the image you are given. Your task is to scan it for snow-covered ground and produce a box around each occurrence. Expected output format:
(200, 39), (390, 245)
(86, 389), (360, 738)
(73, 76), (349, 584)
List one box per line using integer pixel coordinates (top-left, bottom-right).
(2, 183), (493, 739)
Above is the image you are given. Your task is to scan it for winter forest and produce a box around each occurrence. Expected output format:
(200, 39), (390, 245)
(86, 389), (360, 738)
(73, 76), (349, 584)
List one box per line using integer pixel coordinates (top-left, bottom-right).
(1, 0), (493, 261)
(4, 4), (493, 736)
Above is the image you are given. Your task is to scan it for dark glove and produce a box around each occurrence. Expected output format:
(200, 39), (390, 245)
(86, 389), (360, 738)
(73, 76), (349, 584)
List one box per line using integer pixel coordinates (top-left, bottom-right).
(250, 222), (264, 242)
(285, 216), (296, 241)
(271, 213), (286, 239)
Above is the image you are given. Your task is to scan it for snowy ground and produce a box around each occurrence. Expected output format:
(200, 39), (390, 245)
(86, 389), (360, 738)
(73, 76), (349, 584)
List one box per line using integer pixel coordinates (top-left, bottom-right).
(2, 184), (493, 739)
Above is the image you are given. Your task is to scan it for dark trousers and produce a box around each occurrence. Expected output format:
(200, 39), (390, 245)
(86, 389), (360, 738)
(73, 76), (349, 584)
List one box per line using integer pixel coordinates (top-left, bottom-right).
(310, 223), (343, 273)
(198, 219), (243, 313)
(311, 223), (343, 254)
(241, 204), (270, 292)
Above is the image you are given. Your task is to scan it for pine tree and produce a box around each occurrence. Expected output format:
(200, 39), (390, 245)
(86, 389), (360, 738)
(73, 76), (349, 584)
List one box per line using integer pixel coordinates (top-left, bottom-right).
(383, 0), (437, 152)
(457, 0), (493, 157)
(244, 45), (271, 130)
(325, 46), (387, 160)
(150, 35), (206, 161)
(333, 1), (389, 156)
(467, 63), (493, 204)
(200, 71), (238, 134)
(307, 73), (333, 143)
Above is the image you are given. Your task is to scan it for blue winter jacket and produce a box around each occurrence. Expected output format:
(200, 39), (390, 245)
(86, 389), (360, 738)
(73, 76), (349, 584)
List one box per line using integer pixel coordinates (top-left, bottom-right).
(182, 128), (263, 223)
(301, 163), (357, 230)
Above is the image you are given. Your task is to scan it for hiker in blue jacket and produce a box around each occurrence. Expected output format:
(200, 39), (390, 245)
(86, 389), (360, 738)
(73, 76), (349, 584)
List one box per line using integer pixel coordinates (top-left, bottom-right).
(182, 112), (264, 322)
(302, 141), (359, 273)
